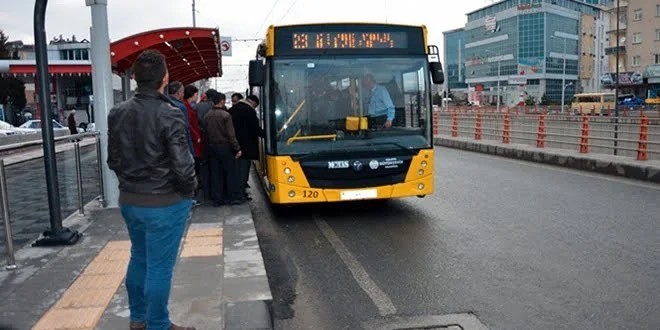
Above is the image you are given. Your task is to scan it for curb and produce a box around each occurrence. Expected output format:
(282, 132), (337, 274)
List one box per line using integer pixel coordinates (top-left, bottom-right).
(434, 136), (660, 183)
(222, 204), (273, 329)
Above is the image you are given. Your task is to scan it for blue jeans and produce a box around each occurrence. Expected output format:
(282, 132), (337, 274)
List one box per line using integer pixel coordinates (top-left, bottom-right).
(120, 199), (192, 330)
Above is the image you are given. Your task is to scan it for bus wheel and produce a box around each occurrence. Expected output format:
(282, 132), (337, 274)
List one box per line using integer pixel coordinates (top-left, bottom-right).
(417, 195), (426, 198)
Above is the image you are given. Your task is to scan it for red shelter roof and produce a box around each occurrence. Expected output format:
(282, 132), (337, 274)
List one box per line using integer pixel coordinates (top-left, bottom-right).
(110, 27), (222, 85)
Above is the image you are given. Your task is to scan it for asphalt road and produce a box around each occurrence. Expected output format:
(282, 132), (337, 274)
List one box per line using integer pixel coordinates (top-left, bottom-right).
(0, 146), (100, 254)
(251, 146), (660, 330)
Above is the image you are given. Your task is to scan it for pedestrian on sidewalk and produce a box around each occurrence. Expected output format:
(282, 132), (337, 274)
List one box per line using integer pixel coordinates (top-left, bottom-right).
(107, 49), (197, 330)
(67, 110), (78, 135)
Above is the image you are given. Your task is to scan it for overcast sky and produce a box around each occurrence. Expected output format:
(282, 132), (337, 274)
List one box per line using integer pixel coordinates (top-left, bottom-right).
(1, 0), (489, 91)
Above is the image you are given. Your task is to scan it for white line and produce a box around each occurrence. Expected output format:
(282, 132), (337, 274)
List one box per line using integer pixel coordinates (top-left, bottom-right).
(314, 214), (397, 317)
(439, 146), (660, 190)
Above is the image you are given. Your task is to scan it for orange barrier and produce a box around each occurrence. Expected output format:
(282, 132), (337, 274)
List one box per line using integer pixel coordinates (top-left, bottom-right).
(502, 112), (511, 144)
(637, 115), (648, 161)
(536, 113), (546, 148)
(451, 111), (458, 137)
(579, 115), (589, 153)
(474, 111), (482, 140)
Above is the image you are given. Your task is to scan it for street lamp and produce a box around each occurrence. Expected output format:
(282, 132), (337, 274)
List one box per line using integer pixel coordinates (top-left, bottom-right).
(563, 81), (573, 111)
(551, 35), (569, 113)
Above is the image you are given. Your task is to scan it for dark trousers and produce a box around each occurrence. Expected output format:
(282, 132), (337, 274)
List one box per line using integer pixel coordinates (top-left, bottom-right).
(198, 153), (211, 201)
(368, 114), (388, 128)
(208, 145), (240, 204)
(237, 159), (251, 192)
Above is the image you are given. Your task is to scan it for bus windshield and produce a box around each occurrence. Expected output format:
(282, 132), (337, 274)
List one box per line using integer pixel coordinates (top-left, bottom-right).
(271, 56), (431, 155)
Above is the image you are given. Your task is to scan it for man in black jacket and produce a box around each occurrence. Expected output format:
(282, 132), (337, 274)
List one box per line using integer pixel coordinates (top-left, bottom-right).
(228, 95), (264, 197)
(107, 50), (196, 330)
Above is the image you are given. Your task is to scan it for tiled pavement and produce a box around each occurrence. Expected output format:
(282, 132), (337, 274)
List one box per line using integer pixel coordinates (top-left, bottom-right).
(0, 138), (100, 255)
(0, 199), (273, 329)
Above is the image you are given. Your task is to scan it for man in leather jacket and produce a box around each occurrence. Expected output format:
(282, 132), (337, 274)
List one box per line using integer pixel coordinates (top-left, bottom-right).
(107, 50), (196, 330)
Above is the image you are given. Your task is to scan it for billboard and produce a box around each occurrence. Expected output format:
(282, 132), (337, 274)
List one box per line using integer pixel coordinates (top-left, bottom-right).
(518, 57), (543, 75)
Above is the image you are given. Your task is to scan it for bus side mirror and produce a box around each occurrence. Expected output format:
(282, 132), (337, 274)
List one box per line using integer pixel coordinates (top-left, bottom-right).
(430, 61), (445, 85)
(249, 60), (265, 86)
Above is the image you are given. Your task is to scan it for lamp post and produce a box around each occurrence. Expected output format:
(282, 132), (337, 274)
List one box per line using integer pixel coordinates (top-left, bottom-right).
(552, 35), (569, 113)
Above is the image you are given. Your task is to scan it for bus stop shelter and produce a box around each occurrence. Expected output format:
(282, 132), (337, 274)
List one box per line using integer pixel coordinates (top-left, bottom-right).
(110, 27), (223, 96)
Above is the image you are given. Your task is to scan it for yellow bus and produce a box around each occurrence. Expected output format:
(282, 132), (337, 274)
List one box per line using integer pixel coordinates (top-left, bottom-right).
(571, 92), (616, 115)
(247, 23), (444, 204)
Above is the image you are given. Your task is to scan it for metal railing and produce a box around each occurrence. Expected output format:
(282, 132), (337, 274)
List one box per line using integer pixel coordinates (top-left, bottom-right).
(1, 131), (102, 270)
(432, 110), (660, 161)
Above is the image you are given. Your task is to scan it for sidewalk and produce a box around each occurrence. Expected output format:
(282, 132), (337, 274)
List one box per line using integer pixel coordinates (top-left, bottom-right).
(0, 199), (272, 329)
(434, 135), (660, 183)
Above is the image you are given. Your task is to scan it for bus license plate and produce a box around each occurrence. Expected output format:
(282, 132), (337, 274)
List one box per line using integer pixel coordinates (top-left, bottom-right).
(340, 189), (377, 200)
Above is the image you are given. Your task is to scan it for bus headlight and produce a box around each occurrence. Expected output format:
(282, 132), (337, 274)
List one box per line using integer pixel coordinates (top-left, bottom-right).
(288, 190), (296, 198)
(421, 160), (428, 168)
(418, 169), (424, 176)
(418, 183), (425, 190)
(288, 176), (295, 183)
(284, 167), (291, 174)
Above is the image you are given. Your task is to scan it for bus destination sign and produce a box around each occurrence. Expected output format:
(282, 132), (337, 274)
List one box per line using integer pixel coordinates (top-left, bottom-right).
(292, 32), (408, 50)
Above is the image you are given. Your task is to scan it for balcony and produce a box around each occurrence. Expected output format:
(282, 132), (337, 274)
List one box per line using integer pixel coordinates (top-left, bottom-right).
(605, 45), (626, 55)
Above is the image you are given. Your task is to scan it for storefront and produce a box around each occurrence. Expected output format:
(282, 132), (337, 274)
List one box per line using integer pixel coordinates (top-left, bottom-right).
(645, 65), (660, 105)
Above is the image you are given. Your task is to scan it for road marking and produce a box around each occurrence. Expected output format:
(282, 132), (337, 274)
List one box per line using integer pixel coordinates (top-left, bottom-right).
(439, 147), (660, 190)
(314, 214), (397, 316)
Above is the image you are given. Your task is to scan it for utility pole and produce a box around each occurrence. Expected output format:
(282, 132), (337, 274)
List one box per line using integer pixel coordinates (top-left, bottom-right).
(192, 0), (196, 27)
(613, 0), (620, 155)
(560, 37), (567, 113)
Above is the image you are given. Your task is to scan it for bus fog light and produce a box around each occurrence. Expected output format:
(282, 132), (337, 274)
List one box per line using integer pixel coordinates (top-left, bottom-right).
(418, 169), (424, 176)
(288, 190), (295, 198)
(418, 183), (425, 190)
(421, 160), (428, 168)
(284, 167), (291, 174)
(288, 176), (295, 183)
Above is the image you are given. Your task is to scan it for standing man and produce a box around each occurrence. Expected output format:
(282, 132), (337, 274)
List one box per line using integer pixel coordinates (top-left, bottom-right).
(204, 92), (243, 206)
(363, 74), (395, 128)
(228, 95), (264, 198)
(168, 81), (199, 207)
(107, 50), (197, 330)
(67, 110), (78, 135)
(230, 92), (243, 108)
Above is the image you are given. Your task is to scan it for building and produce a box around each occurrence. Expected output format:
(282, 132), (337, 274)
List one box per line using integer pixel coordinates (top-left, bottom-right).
(443, 28), (468, 94)
(1, 35), (96, 125)
(444, 0), (610, 107)
(602, 0), (660, 103)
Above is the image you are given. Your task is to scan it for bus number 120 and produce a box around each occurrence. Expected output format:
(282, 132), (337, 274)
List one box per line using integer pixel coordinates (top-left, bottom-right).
(303, 190), (319, 198)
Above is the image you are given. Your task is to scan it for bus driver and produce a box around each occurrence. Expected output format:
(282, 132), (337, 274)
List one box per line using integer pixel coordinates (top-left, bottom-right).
(362, 74), (395, 128)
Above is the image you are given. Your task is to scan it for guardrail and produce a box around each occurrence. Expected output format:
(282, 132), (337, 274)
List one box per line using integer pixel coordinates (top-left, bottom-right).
(432, 109), (660, 161)
(1, 131), (102, 270)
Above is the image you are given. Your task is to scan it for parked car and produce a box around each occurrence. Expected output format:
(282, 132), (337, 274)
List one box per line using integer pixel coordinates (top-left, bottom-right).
(18, 119), (82, 133)
(0, 120), (38, 135)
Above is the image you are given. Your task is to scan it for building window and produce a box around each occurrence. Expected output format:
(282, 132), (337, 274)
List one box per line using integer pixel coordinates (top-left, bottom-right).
(632, 55), (641, 67)
(656, 4), (660, 17)
(633, 9), (642, 21)
(655, 54), (660, 64)
(633, 33), (642, 44)
(656, 29), (660, 41)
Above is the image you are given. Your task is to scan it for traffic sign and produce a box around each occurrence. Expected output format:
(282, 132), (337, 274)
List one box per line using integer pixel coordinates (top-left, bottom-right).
(220, 36), (232, 56)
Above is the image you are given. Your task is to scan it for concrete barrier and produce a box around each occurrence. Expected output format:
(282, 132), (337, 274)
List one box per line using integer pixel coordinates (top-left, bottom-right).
(435, 136), (660, 183)
(0, 130), (70, 146)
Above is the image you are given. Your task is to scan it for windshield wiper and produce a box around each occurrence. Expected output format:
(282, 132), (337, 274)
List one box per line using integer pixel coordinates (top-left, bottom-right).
(363, 142), (415, 151)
